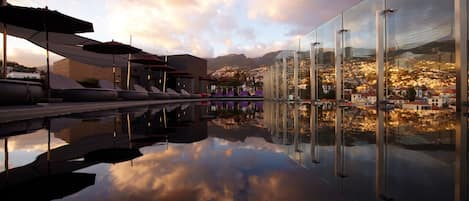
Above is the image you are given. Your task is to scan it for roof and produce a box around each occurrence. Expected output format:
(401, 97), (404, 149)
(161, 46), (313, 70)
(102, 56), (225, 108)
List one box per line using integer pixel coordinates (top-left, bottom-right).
(165, 54), (206, 62)
(405, 101), (431, 106)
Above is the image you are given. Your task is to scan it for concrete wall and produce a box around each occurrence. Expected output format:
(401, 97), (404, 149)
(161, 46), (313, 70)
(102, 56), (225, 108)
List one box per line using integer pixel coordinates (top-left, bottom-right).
(53, 59), (121, 85)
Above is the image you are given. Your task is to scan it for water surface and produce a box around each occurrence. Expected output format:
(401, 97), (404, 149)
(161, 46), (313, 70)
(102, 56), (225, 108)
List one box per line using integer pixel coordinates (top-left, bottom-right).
(0, 101), (464, 201)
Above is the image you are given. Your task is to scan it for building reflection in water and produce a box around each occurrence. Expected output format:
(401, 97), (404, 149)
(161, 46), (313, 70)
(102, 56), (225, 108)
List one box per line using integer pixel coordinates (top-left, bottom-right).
(263, 101), (466, 201)
(0, 103), (209, 200)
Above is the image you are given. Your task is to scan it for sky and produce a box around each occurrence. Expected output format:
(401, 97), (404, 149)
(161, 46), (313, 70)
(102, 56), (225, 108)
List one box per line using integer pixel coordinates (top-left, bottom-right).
(3, 0), (360, 67)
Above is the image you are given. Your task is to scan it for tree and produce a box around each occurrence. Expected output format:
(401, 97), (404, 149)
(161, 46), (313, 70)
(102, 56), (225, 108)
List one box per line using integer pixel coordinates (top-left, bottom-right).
(406, 87), (416, 101)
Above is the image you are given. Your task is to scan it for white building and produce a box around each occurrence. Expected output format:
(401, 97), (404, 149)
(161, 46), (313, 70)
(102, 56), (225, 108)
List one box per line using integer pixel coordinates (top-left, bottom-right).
(402, 102), (432, 110)
(427, 95), (448, 108)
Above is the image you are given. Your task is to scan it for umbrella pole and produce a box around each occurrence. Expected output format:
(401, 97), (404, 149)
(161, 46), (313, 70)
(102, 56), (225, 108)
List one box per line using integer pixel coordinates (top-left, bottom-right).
(163, 71), (167, 93)
(4, 138), (8, 176)
(46, 30), (51, 100)
(126, 113), (132, 149)
(2, 23), (6, 79)
(126, 35), (132, 90)
(126, 53), (131, 90)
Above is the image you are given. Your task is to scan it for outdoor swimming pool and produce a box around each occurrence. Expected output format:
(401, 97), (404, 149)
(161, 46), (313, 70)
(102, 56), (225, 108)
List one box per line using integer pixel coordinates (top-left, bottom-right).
(0, 101), (462, 201)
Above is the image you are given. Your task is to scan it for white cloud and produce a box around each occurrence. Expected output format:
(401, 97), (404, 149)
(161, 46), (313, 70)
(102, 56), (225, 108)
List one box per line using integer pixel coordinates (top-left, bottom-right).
(3, 0), (362, 66)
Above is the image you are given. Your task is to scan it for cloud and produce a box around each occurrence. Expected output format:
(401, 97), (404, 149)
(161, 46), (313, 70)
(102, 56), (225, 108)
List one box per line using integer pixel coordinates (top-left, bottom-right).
(246, 0), (360, 28)
(4, 0), (362, 66)
(105, 0), (235, 58)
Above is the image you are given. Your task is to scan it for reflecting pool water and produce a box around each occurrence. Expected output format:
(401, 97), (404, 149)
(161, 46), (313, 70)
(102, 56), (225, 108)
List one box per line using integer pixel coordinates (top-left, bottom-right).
(0, 101), (466, 201)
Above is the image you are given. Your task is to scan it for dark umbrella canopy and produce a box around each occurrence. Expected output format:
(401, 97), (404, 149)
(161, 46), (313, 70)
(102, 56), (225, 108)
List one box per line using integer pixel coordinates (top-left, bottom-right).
(0, 5), (93, 33)
(130, 53), (165, 65)
(83, 41), (141, 54)
(84, 148), (143, 164)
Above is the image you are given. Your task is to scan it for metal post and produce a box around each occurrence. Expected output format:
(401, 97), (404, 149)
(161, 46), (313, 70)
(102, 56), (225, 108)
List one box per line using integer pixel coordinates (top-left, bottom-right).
(376, 10), (386, 106)
(126, 36), (132, 90)
(2, 23), (6, 79)
(310, 104), (318, 163)
(293, 103), (299, 151)
(335, 29), (343, 103)
(335, 107), (344, 177)
(376, 109), (389, 200)
(310, 42), (317, 102)
(126, 113), (132, 149)
(455, 111), (468, 201)
(456, 0), (468, 112)
(46, 30), (51, 99)
(4, 138), (8, 175)
(293, 51), (299, 101)
(283, 56), (288, 100)
(455, 1), (468, 199)
(275, 61), (280, 100)
(282, 103), (288, 145)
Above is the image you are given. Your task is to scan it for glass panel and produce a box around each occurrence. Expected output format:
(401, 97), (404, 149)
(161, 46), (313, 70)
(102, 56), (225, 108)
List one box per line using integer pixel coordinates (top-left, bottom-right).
(286, 51), (295, 100)
(300, 31), (317, 100)
(385, 0), (456, 200)
(343, 0), (382, 105)
(316, 16), (341, 100)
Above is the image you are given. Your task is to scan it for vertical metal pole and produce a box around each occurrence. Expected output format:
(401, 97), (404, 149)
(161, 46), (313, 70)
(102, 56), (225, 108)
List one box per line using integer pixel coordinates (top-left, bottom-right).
(4, 138), (8, 175)
(335, 107), (343, 177)
(283, 56), (288, 100)
(335, 29), (342, 102)
(376, 10), (386, 106)
(376, 109), (389, 200)
(2, 23), (6, 79)
(310, 42), (317, 102)
(293, 52), (299, 101)
(126, 35), (132, 90)
(1, 5), (10, 73)
(276, 61), (280, 100)
(282, 103), (288, 145)
(293, 103), (299, 151)
(126, 113), (132, 149)
(455, 111), (468, 201)
(456, 0), (468, 112)
(455, 2), (468, 200)
(46, 31), (51, 99)
(162, 71), (167, 93)
(310, 104), (318, 163)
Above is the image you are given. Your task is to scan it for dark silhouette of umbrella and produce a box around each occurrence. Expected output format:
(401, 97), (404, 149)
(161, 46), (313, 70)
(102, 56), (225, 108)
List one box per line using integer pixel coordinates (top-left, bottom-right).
(82, 41), (141, 54)
(130, 53), (165, 65)
(84, 148), (142, 164)
(0, 173), (96, 201)
(83, 41), (141, 89)
(0, 4), (94, 98)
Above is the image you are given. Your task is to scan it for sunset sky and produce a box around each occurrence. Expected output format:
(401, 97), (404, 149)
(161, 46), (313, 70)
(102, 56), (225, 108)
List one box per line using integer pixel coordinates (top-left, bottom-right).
(3, 0), (359, 66)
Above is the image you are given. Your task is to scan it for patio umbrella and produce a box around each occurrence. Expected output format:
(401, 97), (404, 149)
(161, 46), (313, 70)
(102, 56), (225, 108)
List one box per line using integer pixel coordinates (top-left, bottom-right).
(83, 41), (141, 89)
(0, 4), (94, 98)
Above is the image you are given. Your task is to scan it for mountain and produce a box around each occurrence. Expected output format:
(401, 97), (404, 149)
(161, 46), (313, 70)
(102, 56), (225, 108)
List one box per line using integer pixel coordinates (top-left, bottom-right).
(206, 51), (280, 72)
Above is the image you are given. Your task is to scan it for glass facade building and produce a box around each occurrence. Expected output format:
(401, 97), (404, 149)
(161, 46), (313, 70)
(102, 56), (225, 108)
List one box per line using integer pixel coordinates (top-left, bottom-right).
(263, 0), (469, 200)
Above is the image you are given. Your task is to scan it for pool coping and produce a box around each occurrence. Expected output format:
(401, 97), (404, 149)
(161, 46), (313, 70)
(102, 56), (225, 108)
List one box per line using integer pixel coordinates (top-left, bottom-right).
(0, 97), (264, 123)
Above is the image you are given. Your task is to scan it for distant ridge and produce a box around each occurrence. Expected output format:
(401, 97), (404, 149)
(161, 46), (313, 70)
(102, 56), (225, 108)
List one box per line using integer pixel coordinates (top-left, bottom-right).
(206, 51), (280, 72)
